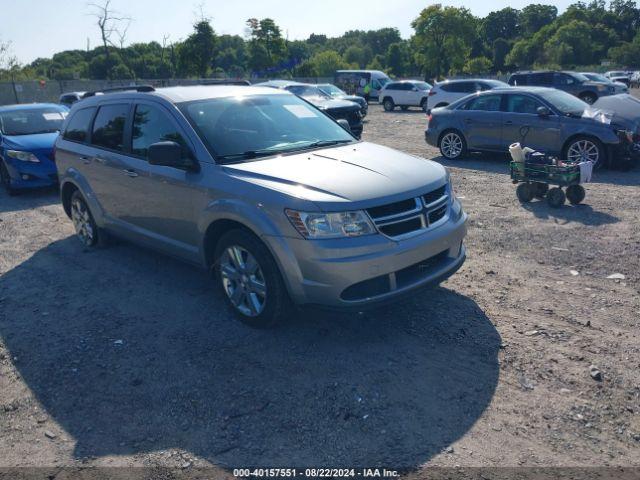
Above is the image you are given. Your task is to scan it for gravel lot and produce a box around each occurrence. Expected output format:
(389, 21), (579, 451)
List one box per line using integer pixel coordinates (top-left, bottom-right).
(0, 99), (639, 475)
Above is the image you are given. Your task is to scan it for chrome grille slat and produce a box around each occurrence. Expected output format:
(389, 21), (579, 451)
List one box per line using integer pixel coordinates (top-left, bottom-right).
(366, 184), (449, 240)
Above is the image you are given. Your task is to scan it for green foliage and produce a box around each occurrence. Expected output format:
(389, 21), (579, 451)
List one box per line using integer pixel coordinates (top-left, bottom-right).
(177, 20), (216, 78)
(299, 50), (351, 77)
(464, 56), (493, 74)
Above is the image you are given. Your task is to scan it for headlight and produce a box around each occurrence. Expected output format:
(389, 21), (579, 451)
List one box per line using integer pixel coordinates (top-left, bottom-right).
(285, 209), (375, 239)
(7, 150), (40, 163)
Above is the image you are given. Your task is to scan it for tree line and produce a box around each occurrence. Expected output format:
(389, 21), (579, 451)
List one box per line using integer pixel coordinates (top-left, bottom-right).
(1, 1), (640, 83)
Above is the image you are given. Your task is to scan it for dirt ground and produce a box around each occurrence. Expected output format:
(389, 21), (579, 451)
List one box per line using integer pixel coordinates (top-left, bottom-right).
(0, 99), (639, 477)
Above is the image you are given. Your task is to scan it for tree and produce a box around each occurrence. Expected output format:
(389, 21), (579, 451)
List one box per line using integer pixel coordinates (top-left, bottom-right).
(87, 0), (130, 65)
(492, 38), (511, 71)
(411, 4), (477, 79)
(305, 50), (349, 77)
(519, 4), (557, 36)
(178, 20), (216, 77)
(385, 42), (410, 77)
(343, 45), (367, 68)
(246, 18), (287, 74)
(482, 8), (520, 43)
(464, 56), (493, 74)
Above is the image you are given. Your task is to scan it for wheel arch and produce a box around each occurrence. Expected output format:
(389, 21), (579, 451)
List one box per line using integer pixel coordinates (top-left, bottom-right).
(561, 133), (606, 158)
(60, 181), (79, 218)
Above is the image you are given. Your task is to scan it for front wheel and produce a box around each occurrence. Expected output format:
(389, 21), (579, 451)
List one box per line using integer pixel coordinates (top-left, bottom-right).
(566, 184), (586, 205)
(516, 183), (534, 203)
(439, 130), (467, 160)
(383, 98), (395, 111)
(214, 229), (290, 328)
(564, 136), (605, 170)
(579, 92), (597, 105)
(546, 187), (566, 208)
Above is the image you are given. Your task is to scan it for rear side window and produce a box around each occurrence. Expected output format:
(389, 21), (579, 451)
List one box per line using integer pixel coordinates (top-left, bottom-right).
(530, 73), (553, 85)
(63, 107), (96, 143)
(509, 74), (527, 86)
(442, 82), (475, 93)
(91, 104), (129, 152)
(131, 104), (187, 158)
(385, 83), (399, 90)
(464, 95), (501, 111)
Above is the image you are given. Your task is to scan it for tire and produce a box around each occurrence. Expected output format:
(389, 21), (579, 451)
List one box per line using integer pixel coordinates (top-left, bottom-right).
(213, 229), (290, 328)
(400, 106), (409, 111)
(563, 136), (605, 170)
(70, 190), (101, 247)
(516, 183), (534, 203)
(383, 98), (395, 111)
(546, 187), (566, 208)
(0, 160), (18, 196)
(533, 182), (549, 199)
(439, 130), (467, 160)
(421, 99), (428, 112)
(579, 92), (597, 105)
(566, 184), (586, 205)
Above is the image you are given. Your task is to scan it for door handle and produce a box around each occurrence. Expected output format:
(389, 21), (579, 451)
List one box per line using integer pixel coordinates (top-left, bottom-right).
(505, 120), (514, 125)
(123, 169), (138, 178)
(80, 156), (91, 165)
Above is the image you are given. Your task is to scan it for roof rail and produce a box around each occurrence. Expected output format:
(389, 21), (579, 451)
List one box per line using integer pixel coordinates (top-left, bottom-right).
(197, 79), (251, 86)
(82, 85), (155, 98)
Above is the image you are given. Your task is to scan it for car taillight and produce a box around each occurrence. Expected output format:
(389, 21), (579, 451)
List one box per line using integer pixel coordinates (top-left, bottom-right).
(429, 90), (437, 96)
(427, 114), (433, 122)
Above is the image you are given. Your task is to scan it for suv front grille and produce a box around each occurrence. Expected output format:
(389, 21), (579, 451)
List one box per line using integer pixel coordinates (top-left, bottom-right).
(366, 184), (449, 240)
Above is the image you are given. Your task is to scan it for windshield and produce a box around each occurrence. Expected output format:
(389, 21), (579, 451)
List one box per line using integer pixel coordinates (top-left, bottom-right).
(180, 94), (354, 162)
(537, 89), (588, 116)
(0, 107), (67, 136)
(609, 71), (626, 77)
(584, 73), (609, 83)
(318, 84), (345, 97)
(286, 85), (329, 99)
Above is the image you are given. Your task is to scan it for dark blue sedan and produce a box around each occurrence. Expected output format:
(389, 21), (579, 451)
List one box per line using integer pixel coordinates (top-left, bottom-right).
(0, 103), (68, 195)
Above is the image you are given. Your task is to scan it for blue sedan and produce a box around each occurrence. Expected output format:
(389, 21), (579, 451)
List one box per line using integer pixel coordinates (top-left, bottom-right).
(0, 103), (68, 195)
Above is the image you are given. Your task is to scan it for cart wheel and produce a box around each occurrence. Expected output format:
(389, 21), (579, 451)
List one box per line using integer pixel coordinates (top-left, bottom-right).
(547, 187), (566, 208)
(566, 185), (586, 205)
(533, 182), (549, 199)
(516, 183), (534, 203)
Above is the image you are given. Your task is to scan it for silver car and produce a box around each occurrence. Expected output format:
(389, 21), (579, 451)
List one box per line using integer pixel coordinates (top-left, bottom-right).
(55, 85), (467, 327)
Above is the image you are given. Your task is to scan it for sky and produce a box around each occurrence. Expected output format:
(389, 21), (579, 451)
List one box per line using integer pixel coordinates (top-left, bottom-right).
(3, 0), (577, 64)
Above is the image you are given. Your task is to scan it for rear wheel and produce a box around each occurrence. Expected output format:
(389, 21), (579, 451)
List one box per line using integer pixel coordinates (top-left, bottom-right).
(516, 183), (534, 203)
(547, 187), (566, 208)
(383, 98), (395, 111)
(421, 99), (428, 112)
(0, 160), (17, 196)
(213, 229), (290, 328)
(439, 130), (467, 160)
(566, 184), (586, 205)
(70, 191), (100, 247)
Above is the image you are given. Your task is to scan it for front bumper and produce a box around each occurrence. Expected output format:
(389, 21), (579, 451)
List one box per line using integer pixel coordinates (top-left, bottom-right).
(269, 208), (467, 308)
(2, 156), (57, 189)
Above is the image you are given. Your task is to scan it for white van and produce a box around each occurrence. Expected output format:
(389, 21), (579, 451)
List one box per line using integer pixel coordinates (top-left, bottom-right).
(334, 70), (391, 101)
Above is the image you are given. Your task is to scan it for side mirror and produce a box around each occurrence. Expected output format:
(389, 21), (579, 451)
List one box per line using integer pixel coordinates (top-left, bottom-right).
(148, 141), (198, 171)
(337, 118), (352, 133)
(412, 87), (418, 92)
(537, 106), (551, 117)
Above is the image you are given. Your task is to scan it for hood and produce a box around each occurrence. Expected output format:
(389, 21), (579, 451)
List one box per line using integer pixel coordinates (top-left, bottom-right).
(304, 96), (359, 111)
(592, 94), (640, 131)
(1, 132), (58, 153)
(223, 142), (447, 209)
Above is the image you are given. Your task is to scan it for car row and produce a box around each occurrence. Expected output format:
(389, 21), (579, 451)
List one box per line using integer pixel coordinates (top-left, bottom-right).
(48, 84), (466, 327)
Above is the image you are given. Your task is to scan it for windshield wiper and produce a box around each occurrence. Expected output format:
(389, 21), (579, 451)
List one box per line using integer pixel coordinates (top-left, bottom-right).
(303, 139), (354, 149)
(217, 149), (289, 163)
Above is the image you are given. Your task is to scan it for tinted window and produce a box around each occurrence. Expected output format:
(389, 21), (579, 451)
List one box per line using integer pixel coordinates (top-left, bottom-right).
(510, 74), (528, 86)
(465, 95), (501, 111)
(399, 83), (413, 91)
(530, 72), (553, 85)
(132, 104), (187, 158)
(385, 83), (400, 90)
(91, 104), (129, 151)
(554, 73), (575, 86)
(443, 82), (476, 93)
(63, 107), (96, 142)
(505, 94), (544, 114)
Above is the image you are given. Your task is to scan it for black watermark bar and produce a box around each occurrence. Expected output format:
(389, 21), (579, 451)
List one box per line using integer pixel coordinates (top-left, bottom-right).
(1, 468), (640, 480)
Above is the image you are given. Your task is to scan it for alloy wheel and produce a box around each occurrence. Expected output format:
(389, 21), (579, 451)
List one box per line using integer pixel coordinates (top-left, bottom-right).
(567, 139), (600, 164)
(220, 245), (267, 317)
(441, 132), (463, 158)
(71, 197), (95, 246)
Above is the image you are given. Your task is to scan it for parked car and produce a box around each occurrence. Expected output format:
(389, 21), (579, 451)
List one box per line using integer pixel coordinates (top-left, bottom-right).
(425, 79), (509, 113)
(0, 103), (68, 195)
(55, 85), (467, 327)
(425, 87), (635, 169)
(59, 92), (86, 108)
(580, 72), (628, 94)
(379, 80), (432, 112)
(256, 80), (363, 138)
(334, 70), (391, 101)
(508, 71), (615, 104)
(593, 93), (640, 168)
(316, 83), (368, 117)
(604, 71), (631, 87)
(629, 71), (640, 88)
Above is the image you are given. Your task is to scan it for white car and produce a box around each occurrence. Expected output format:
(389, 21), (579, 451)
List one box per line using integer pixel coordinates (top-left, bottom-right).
(425, 79), (508, 113)
(380, 80), (432, 112)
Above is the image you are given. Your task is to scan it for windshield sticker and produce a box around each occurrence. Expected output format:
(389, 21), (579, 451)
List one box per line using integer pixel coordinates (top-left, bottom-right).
(43, 112), (66, 121)
(284, 104), (317, 118)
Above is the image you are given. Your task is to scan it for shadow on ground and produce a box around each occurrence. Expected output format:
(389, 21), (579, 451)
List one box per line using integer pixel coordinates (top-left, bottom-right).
(522, 201), (619, 226)
(0, 236), (500, 468)
(0, 188), (58, 214)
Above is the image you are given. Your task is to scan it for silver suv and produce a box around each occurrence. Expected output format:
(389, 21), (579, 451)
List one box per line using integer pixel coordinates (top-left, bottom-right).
(55, 85), (467, 327)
